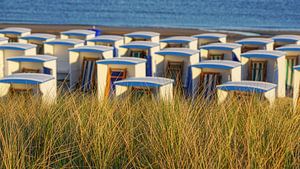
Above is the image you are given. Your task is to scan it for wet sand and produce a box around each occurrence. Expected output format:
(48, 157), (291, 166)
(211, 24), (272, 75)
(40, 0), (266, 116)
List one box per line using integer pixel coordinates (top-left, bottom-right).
(1, 23), (300, 42)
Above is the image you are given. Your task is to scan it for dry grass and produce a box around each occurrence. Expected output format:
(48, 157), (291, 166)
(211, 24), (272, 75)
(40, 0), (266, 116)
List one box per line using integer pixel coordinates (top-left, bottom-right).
(0, 92), (299, 168)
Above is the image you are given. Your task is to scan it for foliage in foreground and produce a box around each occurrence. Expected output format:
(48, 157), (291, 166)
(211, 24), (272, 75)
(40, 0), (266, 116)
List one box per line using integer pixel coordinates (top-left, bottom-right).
(0, 93), (299, 169)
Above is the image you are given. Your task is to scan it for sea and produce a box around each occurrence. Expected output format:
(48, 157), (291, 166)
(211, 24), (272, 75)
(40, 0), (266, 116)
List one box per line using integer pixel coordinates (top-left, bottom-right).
(1, 0), (300, 31)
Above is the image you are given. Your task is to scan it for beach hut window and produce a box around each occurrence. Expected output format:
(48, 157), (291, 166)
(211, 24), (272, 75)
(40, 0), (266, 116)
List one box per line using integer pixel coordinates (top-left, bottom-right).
(200, 72), (221, 100)
(166, 61), (184, 86)
(131, 87), (153, 99)
(166, 43), (185, 48)
(79, 57), (98, 92)
(249, 61), (267, 81)
(208, 54), (224, 60)
(21, 68), (40, 73)
(132, 38), (148, 41)
(286, 56), (298, 97)
(242, 46), (260, 53)
(130, 50), (147, 59)
(96, 42), (112, 47)
(105, 68), (127, 97)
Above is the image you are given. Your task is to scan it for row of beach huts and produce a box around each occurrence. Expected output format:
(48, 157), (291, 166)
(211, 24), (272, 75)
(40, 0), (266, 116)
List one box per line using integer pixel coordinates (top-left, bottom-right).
(0, 27), (299, 108)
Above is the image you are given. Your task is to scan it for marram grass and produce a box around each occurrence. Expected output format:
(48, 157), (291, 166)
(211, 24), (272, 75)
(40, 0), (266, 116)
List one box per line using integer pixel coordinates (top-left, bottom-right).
(0, 92), (299, 168)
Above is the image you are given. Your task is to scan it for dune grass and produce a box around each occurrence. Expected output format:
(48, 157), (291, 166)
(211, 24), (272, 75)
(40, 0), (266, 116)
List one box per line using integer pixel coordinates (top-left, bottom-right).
(0, 92), (299, 168)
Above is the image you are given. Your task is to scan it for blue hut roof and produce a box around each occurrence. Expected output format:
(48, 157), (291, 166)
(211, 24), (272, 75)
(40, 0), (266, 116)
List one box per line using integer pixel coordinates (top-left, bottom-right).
(0, 73), (54, 85)
(69, 45), (113, 53)
(272, 35), (300, 43)
(45, 39), (84, 46)
(0, 43), (36, 50)
(0, 27), (31, 35)
(125, 31), (160, 39)
(276, 44), (300, 51)
(294, 65), (300, 71)
(97, 57), (146, 65)
(114, 77), (174, 88)
(193, 33), (227, 39)
(7, 55), (57, 63)
(20, 33), (56, 41)
(61, 29), (95, 36)
(121, 41), (159, 49)
(201, 43), (241, 51)
(241, 50), (285, 59)
(236, 38), (273, 45)
(160, 36), (197, 43)
(192, 60), (241, 70)
(217, 81), (277, 93)
(156, 48), (199, 57)
(88, 35), (124, 43)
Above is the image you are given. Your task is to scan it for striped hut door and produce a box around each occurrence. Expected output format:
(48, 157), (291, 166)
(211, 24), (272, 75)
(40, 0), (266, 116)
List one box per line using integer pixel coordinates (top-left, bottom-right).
(104, 68), (127, 97)
(286, 56), (298, 97)
(166, 61), (184, 87)
(200, 72), (221, 100)
(249, 61), (267, 81)
(79, 57), (98, 92)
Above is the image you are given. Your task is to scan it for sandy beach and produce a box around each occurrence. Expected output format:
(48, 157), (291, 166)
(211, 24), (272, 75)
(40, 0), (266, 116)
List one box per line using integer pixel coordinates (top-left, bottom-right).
(1, 23), (300, 42)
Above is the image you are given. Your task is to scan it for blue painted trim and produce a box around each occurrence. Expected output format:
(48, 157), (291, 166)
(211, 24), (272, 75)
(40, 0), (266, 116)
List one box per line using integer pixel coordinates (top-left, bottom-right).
(294, 66), (300, 71)
(160, 39), (192, 43)
(194, 35), (224, 39)
(97, 60), (140, 65)
(0, 79), (44, 85)
(114, 81), (162, 88)
(156, 51), (193, 57)
(217, 86), (270, 93)
(277, 47), (300, 51)
(201, 46), (236, 51)
(0, 31), (23, 35)
(45, 41), (81, 46)
(0, 46), (30, 51)
(126, 35), (153, 39)
(241, 53), (282, 59)
(69, 48), (108, 53)
(89, 39), (115, 43)
(146, 51), (152, 76)
(121, 44), (156, 49)
(7, 58), (48, 63)
(237, 41), (269, 45)
(192, 64), (236, 70)
(21, 37), (49, 41)
(273, 38), (298, 43)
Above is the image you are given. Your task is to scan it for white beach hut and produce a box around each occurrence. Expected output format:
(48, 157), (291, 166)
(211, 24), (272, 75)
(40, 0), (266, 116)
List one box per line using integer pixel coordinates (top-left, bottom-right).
(236, 38), (274, 52)
(0, 73), (56, 104)
(272, 35), (300, 49)
(200, 43), (241, 61)
(114, 77), (174, 101)
(241, 50), (286, 97)
(160, 36), (198, 50)
(87, 35), (124, 57)
(155, 48), (200, 88)
(0, 27), (31, 42)
(293, 66), (300, 109)
(0, 37), (8, 45)
(6, 55), (57, 79)
(193, 33), (227, 48)
(44, 39), (84, 80)
(217, 81), (277, 105)
(60, 29), (95, 41)
(120, 41), (161, 76)
(0, 43), (36, 78)
(189, 60), (241, 99)
(19, 33), (56, 54)
(124, 31), (160, 43)
(96, 57), (147, 100)
(68, 45), (114, 91)
(277, 44), (300, 97)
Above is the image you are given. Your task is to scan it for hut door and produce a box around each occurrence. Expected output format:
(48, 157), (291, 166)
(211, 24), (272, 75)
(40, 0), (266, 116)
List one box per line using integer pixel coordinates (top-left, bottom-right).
(249, 61), (267, 81)
(208, 54), (224, 60)
(79, 57), (98, 92)
(200, 72), (221, 100)
(32, 43), (44, 54)
(166, 61), (184, 86)
(21, 68), (40, 73)
(104, 68), (127, 97)
(130, 50), (147, 59)
(286, 56), (298, 97)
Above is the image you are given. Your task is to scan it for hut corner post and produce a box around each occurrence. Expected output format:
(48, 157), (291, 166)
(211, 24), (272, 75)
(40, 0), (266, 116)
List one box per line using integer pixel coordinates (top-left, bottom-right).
(264, 89), (276, 106)
(40, 80), (57, 105)
(217, 89), (228, 104)
(115, 85), (129, 98)
(0, 83), (10, 97)
(293, 70), (300, 109)
(69, 51), (80, 90)
(159, 84), (173, 101)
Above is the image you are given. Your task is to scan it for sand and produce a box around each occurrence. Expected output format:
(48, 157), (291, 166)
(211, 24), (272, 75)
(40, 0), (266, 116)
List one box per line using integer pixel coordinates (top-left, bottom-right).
(1, 23), (300, 42)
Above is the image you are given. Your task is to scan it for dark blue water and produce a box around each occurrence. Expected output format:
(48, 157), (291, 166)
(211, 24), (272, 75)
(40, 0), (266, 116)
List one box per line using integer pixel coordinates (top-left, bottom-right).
(1, 0), (300, 30)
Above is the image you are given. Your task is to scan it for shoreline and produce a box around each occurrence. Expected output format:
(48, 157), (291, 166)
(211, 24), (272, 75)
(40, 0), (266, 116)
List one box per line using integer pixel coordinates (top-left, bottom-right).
(1, 23), (300, 42)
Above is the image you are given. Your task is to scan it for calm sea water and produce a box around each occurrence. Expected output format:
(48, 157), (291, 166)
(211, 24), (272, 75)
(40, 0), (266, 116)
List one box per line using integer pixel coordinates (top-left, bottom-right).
(1, 0), (300, 30)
